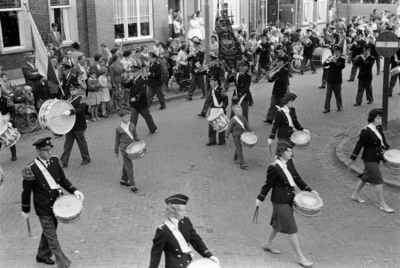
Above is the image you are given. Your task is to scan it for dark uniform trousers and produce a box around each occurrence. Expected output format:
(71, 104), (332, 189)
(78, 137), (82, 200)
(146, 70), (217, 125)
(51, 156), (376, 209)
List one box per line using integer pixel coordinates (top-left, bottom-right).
(388, 73), (400, 96)
(356, 80), (373, 104)
(375, 56), (380, 74)
(61, 130), (90, 166)
(37, 216), (71, 268)
(255, 62), (270, 81)
(187, 74), (206, 98)
(130, 107), (156, 131)
(324, 83), (342, 110)
(321, 68), (328, 86)
(121, 150), (135, 186)
(300, 54), (316, 72)
(0, 144), (16, 157)
(147, 86), (166, 107)
(233, 135), (245, 165)
(349, 60), (359, 81)
(201, 94), (213, 114)
(266, 94), (285, 122)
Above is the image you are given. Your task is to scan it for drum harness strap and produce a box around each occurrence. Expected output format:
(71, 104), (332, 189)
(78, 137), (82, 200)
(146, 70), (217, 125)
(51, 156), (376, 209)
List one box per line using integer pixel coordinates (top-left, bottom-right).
(274, 159), (298, 188)
(164, 218), (193, 256)
(233, 116), (245, 130)
(275, 106), (295, 128)
(121, 122), (134, 140)
(367, 124), (385, 147)
(34, 159), (63, 196)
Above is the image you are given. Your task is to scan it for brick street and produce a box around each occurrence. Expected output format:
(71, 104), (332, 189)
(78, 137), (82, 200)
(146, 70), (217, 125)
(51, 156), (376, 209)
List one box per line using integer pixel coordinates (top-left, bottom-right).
(1, 65), (399, 268)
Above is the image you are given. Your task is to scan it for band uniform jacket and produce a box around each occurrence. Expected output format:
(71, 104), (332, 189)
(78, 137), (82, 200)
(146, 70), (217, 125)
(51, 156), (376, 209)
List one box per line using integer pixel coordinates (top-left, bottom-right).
(206, 64), (222, 86)
(67, 94), (87, 131)
(323, 56), (346, 84)
(0, 94), (16, 125)
(21, 62), (43, 91)
(147, 61), (162, 87)
(227, 72), (251, 103)
(269, 66), (290, 97)
(350, 126), (389, 162)
(269, 107), (304, 140)
(187, 49), (205, 74)
(354, 55), (375, 81)
(303, 36), (317, 57)
(21, 156), (78, 216)
(114, 123), (140, 154)
(389, 49), (400, 69)
(367, 43), (379, 59)
(256, 42), (271, 64)
(257, 159), (312, 204)
(349, 39), (366, 60)
(129, 75), (148, 109)
(62, 72), (79, 99)
(149, 216), (213, 268)
(209, 86), (228, 113)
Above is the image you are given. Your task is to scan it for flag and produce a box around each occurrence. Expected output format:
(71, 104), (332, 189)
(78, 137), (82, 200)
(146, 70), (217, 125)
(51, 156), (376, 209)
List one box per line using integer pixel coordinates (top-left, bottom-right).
(26, 8), (48, 79)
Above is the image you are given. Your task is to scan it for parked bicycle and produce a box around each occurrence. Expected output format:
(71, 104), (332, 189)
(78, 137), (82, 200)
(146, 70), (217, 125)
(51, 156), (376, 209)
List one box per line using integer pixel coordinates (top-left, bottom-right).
(169, 67), (191, 94)
(14, 104), (38, 134)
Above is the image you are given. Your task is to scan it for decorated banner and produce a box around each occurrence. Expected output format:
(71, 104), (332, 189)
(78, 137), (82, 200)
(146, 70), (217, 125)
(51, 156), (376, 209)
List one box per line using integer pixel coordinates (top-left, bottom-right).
(215, 1), (242, 70)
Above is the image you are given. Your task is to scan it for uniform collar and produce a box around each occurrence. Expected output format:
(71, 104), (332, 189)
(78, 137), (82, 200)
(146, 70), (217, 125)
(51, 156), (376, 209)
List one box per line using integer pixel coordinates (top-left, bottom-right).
(168, 217), (179, 225)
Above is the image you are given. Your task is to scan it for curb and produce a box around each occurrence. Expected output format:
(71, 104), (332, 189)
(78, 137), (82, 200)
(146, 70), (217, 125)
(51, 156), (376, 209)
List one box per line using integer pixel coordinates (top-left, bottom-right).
(335, 135), (400, 189)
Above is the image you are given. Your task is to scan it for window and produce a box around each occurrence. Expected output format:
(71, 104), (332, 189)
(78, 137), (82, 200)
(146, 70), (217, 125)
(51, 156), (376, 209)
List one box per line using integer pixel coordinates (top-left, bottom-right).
(113, 0), (153, 41)
(0, 0), (26, 51)
(212, 0), (241, 29)
(48, 0), (78, 44)
(303, 0), (313, 26)
(317, 0), (327, 23)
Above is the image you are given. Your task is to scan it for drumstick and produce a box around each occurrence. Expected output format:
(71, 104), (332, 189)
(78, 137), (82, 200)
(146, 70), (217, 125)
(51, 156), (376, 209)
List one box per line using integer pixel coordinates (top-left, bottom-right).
(347, 164), (351, 179)
(253, 206), (259, 224)
(27, 218), (32, 238)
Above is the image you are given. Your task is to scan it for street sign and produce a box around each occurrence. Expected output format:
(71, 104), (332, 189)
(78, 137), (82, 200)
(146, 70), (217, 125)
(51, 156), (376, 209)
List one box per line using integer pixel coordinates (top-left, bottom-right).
(375, 32), (399, 58)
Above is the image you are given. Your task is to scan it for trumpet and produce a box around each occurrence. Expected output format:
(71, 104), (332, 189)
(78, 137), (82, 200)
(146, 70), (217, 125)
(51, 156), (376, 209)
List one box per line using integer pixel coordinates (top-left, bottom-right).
(195, 63), (211, 73)
(324, 55), (337, 69)
(267, 62), (288, 80)
(301, 37), (312, 47)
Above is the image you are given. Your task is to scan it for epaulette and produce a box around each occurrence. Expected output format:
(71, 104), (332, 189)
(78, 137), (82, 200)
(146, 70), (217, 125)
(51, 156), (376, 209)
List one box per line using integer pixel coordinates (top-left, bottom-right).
(22, 165), (35, 181)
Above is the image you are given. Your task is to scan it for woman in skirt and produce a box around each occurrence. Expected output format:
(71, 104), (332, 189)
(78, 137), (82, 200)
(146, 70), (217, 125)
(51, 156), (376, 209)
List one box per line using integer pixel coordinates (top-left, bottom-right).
(255, 139), (318, 267)
(349, 108), (393, 213)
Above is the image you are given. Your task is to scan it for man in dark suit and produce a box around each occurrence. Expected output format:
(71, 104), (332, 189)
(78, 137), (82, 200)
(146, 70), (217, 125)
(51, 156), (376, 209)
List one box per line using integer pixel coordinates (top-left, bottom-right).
(61, 61), (78, 100)
(149, 194), (220, 268)
(354, 46), (375, 106)
(227, 61), (252, 121)
(47, 55), (62, 99)
(60, 83), (91, 167)
(21, 137), (84, 267)
(0, 90), (17, 161)
(128, 66), (157, 134)
(185, 39), (206, 101)
(47, 23), (63, 60)
(146, 50), (166, 110)
(21, 52), (45, 106)
(254, 34), (271, 83)
(300, 29), (317, 75)
(348, 29), (366, 82)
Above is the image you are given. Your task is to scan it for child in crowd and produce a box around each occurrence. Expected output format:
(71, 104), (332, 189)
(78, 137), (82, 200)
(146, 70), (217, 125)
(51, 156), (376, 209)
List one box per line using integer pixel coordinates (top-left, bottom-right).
(140, 45), (150, 79)
(98, 67), (110, 118)
(0, 73), (11, 94)
(101, 43), (112, 65)
(114, 109), (142, 193)
(225, 105), (253, 169)
(87, 70), (101, 121)
(24, 86), (35, 107)
(10, 86), (26, 107)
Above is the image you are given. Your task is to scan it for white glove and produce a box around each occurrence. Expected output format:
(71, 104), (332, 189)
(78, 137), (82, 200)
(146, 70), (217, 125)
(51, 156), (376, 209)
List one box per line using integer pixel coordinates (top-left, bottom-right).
(210, 256), (220, 266)
(74, 190), (85, 202)
(130, 98), (136, 102)
(267, 138), (273, 146)
(311, 190), (319, 196)
(255, 199), (262, 207)
(303, 129), (310, 134)
(22, 211), (29, 219)
(62, 110), (71, 116)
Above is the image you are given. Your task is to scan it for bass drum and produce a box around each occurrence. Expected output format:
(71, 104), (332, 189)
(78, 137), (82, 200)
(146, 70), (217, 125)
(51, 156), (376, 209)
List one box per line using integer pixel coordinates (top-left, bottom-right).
(312, 47), (332, 67)
(39, 100), (76, 135)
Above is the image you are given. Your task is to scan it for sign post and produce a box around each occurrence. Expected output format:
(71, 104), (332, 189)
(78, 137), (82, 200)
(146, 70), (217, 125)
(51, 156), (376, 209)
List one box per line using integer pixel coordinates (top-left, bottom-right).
(375, 32), (400, 130)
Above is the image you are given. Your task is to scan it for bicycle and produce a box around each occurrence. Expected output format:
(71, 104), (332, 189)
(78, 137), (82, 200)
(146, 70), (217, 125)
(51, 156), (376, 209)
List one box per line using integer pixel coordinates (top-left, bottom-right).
(14, 104), (38, 134)
(169, 67), (191, 94)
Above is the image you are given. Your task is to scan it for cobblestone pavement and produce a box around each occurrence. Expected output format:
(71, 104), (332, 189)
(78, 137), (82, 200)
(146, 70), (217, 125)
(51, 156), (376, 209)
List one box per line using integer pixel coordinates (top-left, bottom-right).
(1, 65), (400, 268)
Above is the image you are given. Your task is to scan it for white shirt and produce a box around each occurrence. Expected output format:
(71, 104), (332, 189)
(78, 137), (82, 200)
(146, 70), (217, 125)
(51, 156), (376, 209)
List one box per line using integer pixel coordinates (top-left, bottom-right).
(38, 157), (50, 168)
(79, 64), (87, 80)
(168, 14), (173, 24)
(276, 158), (297, 187)
(121, 122), (133, 140)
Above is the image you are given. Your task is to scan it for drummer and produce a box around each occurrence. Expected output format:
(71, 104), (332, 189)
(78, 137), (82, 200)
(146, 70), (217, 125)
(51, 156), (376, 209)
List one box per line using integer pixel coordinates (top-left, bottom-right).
(225, 105), (253, 169)
(267, 93), (310, 147)
(349, 108), (394, 213)
(149, 194), (220, 268)
(206, 75), (228, 146)
(255, 139), (318, 268)
(114, 109), (142, 193)
(0, 88), (17, 161)
(21, 137), (84, 267)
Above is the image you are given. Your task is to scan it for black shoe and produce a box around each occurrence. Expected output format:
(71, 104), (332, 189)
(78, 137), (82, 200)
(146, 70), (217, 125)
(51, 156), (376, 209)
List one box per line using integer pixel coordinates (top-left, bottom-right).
(367, 100), (373, 104)
(389, 94), (392, 97)
(347, 79), (354, 82)
(80, 160), (91, 165)
(149, 127), (158, 134)
(323, 109), (330, 113)
(233, 159), (239, 164)
(312, 70), (317, 74)
(36, 257), (55, 265)
(159, 106), (166, 110)
(120, 181), (130, 187)
(263, 120), (272, 124)
(218, 142), (225, 146)
(240, 164), (247, 169)
(11, 156), (17, 162)
(300, 71), (304, 75)
(206, 142), (216, 146)
(353, 103), (361, 106)
(197, 113), (206, 117)
(130, 186), (139, 193)
(185, 97), (192, 101)
(337, 107), (343, 111)
(318, 85), (326, 89)
(249, 101), (254, 106)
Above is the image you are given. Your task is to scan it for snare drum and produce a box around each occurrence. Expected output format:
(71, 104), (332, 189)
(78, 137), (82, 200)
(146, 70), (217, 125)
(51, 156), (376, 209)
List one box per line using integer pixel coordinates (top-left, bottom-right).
(207, 112), (229, 133)
(312, 47), (332, 67)
(126, 141), (148, 160)
(293, 191), (323, 217)
(290, 131), (311, 150)
(390, 66), (400, 77)
(0, 123), (20, 147)
(240, 132), (258, 148)
(188, 258), (221, 268)
(383, 149), (400, 170)
(39, 99), (76, 135)
(53, 195), (84, 224)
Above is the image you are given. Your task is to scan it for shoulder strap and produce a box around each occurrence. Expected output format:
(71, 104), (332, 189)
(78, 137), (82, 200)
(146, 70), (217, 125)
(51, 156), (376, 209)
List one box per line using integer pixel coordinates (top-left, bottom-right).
(34, 159), (61, 190)
(234, 116), (246, 130)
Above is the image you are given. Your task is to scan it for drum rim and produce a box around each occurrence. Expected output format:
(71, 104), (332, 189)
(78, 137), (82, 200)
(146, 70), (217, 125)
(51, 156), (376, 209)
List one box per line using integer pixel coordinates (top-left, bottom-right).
(39, 100), (76, 135)
(127, 141), (146, 152)
(56, 205), (85, 224)
(294, 192), (324, 209)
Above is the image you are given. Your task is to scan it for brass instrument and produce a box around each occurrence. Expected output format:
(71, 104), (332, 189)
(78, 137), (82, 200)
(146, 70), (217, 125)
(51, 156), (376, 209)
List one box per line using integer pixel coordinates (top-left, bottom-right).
(324, 55), (338, 69)
(301, 36), (312, 47)
(267, 62), (288, 80)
